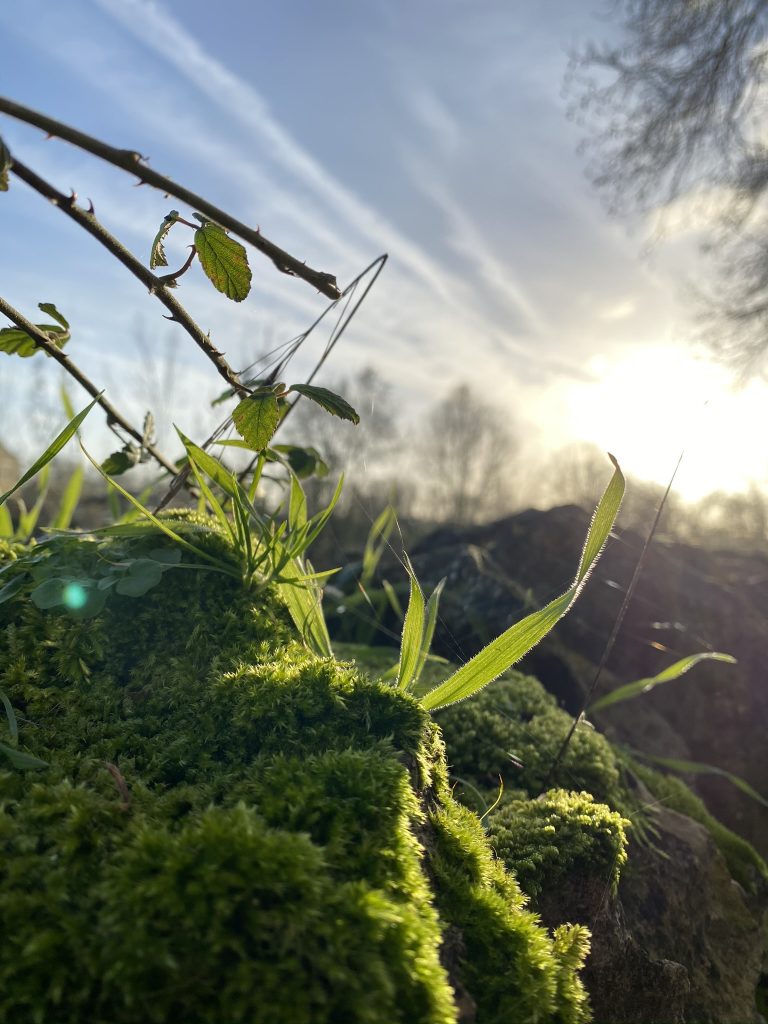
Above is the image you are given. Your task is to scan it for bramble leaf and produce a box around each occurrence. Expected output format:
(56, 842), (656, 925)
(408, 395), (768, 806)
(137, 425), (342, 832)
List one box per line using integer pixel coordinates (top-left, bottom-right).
(290, 384), (360, 424)
(232, 394), (281, 450)
(194, 220), (252, 301)
(149, 210), (179, 269)
(0, 136), (11, 192)
(0, 302), (71, 358)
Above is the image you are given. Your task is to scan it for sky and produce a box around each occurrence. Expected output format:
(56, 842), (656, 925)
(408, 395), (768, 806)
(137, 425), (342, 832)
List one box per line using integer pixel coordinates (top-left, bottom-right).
(1, 0), (766, 502)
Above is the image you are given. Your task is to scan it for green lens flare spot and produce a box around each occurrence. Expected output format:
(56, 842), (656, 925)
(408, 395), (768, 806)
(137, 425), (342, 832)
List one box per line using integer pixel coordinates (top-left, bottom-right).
(62, 582), (88, 610)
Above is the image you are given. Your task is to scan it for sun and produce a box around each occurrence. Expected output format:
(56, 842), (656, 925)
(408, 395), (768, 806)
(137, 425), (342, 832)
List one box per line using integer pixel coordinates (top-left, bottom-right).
(561, 344), (768, 502)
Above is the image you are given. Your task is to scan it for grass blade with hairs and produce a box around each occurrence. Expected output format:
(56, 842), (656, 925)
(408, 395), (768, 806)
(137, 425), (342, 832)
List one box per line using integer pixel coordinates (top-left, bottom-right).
(421, 454), (625, 712)
(590, 651), (737, 713)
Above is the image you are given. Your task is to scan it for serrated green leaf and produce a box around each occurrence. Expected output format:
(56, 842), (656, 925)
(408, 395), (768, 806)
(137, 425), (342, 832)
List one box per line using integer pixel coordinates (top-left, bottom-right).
(421, 455), (625, 712)
(101, 446), (140, 476)
(232, 395), (281, 450)
(0, 321), (69, 358)
(590, 652), (737, 713)
(0, 136), (11, 192)
(290, 384), (360, 424)
(149, 210), (179, 269)
(0, 396), (99, 507)
(0, 741), (48, 771)
(37, 302), (69, 330)
(194, 221), (251, 301)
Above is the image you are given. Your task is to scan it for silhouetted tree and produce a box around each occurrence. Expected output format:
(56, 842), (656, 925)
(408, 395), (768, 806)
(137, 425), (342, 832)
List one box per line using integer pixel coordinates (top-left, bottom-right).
(572, 0), (768, 372)
(415, 383), (518, 525)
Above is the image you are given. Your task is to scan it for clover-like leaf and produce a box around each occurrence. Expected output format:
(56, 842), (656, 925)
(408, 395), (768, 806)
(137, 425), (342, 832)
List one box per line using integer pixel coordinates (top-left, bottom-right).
(149, 210), (180, 269)
(290, 384), (360, 424)
(0, 136), (11, 192)
(232, 394), (281, 450)
(0, 302), (71, 358)
(194, 220), (252, 301)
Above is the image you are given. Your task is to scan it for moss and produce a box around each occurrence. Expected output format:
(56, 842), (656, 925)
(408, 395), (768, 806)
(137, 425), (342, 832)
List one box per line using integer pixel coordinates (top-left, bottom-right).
(0, 526), (592, 1023)
(632, 763), (768, 895)
(435, 669), (622, 807)
(428, 797), (591, 1024)
(486, 789), (630, 902)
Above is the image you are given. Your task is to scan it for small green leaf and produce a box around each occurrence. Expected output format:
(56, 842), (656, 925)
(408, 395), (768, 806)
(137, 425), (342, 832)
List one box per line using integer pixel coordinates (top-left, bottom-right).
(590, 652), (737, 713)
(0, 320), (69, 358)
(101, 446), (140, 476)
(194, 221), (252, 301)
(0, 396), (99, 507)
(0, 136), (11, 192)
(290, 384), (360, 424)
(115, 559), (165, 597)
(0, 574), (25, 605)
(0, 741), (48, 771)
(37, 303), (69, 330)
(271, 444), (329, 479)
(149, 210), (180, 269)
(232, 395), (281, 450)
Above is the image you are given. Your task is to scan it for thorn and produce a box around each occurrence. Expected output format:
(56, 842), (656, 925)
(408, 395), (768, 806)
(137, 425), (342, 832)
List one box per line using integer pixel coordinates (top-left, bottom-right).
(67, 188), (78, 206)
(87, 198), (95, 214)
(133, 179), (146, 187)
(45, 132), (54, 140)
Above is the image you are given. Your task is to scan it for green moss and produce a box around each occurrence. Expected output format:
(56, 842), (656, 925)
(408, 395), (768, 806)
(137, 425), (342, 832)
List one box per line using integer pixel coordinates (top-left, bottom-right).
(428, 798), (591, 1024)
(487, 789), (630, 902)
(0, 527), (592, 1023)
(435, 669), (622, 807)
(632, 763), (768, 894)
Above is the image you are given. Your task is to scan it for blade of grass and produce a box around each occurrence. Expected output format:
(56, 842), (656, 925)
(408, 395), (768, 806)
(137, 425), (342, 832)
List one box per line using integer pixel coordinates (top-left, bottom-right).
(50, 464), (84, 531)
(421, 456), (624, 712)
(590, 652), (736, 713)
(0, 395), (99, 506)
(630, 750), (768, 809)
(396, 556), (426, 691)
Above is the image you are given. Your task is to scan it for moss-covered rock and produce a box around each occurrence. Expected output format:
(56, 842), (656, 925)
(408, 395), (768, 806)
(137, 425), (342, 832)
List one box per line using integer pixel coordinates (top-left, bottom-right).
(435, 669), (623, 808)
(487, 790), (629, 903)
(0, 526), (591, 1024)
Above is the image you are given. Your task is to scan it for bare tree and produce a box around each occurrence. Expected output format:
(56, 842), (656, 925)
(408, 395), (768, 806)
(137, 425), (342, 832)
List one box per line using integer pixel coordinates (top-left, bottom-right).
(415, 383), (518, 525)
(571, 0), (768, 373)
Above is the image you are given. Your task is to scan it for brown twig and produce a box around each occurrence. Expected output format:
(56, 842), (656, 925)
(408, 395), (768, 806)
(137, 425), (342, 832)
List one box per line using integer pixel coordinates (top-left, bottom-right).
(0, 295), (178, 476)
(0, 96), (341, 300)
(10, 158), (247, 398)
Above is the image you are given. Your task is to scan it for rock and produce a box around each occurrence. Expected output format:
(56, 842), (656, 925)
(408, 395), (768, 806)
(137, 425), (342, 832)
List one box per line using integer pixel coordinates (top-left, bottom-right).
(407, 505), (768, 856)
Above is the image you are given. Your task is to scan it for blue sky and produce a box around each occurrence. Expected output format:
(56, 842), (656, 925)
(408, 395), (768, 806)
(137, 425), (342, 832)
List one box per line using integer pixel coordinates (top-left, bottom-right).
(1, 0), (765, 499)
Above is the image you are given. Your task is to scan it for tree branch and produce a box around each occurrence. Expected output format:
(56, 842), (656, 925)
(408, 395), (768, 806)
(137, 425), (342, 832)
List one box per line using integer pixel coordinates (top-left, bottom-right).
(0, 96), (341, 300)
(10, 157), (248, 398)
(0, 295), (178, 476)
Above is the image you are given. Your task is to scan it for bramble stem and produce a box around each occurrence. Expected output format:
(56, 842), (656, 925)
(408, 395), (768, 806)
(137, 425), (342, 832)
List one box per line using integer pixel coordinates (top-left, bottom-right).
(0, 295), (178, 476)
(0, 95), (341, 300)
(10, 158), (247, 398)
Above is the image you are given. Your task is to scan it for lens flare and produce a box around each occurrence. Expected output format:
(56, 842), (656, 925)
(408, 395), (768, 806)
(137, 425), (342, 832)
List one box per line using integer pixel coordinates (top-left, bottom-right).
(62, 582), (88, 610)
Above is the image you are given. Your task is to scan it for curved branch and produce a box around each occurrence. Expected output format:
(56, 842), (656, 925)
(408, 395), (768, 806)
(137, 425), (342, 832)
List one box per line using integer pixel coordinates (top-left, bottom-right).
(0, 296), (178, 476)
(0, 96), (341, 300)
(10, 157), (247, 397)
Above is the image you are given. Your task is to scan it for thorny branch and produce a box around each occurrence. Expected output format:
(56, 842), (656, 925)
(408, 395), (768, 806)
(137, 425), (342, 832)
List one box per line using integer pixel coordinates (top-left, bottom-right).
(10, 158), (248, 398)
(0, 96), (342, 300)
(0, 295), (179, 476)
